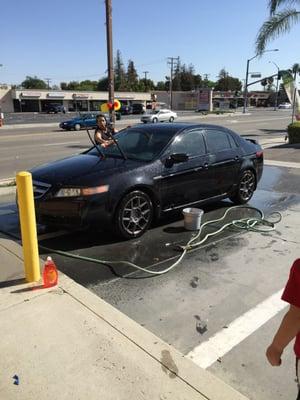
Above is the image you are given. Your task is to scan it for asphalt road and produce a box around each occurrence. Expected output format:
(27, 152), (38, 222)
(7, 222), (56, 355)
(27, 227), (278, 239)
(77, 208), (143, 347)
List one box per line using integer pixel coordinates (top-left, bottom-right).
(0, 108), (292, 180)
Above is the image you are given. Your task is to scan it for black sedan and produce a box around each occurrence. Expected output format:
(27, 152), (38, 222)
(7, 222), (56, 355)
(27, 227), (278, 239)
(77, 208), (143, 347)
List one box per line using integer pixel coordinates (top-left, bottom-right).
(31, 123), (263, 239)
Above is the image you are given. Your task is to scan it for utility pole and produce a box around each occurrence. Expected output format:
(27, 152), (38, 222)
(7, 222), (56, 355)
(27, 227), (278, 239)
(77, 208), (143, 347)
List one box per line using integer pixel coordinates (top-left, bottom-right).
(44, 78), (51, 90)
(167, 57), (179, 110)
(105, 0), (115, 124)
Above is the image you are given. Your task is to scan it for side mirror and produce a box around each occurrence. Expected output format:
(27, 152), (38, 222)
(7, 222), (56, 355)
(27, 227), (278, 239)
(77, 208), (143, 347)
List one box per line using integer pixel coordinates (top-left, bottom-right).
(165, 153), (188, 166)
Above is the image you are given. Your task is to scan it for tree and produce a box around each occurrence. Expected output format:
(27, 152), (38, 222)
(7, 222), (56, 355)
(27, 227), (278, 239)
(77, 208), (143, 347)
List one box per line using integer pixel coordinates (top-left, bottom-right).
(64, 81), (81, 90)
(114, 50), (127, 91)
(261, 78), (268, 90)
(60, 82), (68, 90)
(172, 59), (181, 91)
(155, 81), (166, 90)
(97, 77), (109, 91)
(218, 68), (228, 80)
(214, 70), (242, 91)
(141, 78), (155, 92)
(171, 61), (203, 91)
(21, 76), (48, 89)
(126, 60), (139, 91)
(292, 63), (300, 79)
(255, 1), (300, 55)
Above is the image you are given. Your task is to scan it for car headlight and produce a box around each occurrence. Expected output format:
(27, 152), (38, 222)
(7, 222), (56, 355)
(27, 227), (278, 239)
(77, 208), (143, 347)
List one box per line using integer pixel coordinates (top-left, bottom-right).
(55, 185), (109, 197)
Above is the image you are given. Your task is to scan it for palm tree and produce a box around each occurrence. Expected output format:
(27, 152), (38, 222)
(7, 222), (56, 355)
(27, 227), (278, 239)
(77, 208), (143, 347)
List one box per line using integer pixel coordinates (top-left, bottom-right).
(292, 63), (300, 79)
(255, 0), (300, 55)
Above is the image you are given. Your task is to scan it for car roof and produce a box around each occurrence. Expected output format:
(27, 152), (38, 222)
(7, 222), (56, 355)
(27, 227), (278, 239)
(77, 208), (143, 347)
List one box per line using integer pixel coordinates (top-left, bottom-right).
(130, 122), (231, 134)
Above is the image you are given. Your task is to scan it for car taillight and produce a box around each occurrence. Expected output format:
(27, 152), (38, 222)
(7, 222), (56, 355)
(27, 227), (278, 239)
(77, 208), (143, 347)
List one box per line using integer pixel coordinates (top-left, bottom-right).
(256, 151), (263, 158)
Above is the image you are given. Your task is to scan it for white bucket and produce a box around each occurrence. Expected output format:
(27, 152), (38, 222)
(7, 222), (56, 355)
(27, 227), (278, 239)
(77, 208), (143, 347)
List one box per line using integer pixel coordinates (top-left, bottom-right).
(182, 208), (204, 231)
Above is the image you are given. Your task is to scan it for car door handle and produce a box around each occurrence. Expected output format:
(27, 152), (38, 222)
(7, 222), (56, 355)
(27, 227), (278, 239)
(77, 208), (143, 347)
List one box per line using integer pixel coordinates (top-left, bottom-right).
(203, 163), (209, 169)
(234, 156), (240, 162)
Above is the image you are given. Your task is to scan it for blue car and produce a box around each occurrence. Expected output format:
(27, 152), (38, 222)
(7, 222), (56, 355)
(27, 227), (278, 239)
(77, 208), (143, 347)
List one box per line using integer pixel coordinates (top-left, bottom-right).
(59, 112), (121, 131)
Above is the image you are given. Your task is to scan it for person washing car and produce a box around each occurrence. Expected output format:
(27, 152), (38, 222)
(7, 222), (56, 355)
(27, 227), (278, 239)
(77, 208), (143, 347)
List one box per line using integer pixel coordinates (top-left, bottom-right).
(94, 114), (117, 148)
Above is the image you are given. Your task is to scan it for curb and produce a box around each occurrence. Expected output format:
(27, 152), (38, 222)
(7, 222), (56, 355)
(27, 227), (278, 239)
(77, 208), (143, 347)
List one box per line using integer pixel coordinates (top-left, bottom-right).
(0, 177), (15, 187)
(0, 178), (16, 197)
(0, 122), (59, 130)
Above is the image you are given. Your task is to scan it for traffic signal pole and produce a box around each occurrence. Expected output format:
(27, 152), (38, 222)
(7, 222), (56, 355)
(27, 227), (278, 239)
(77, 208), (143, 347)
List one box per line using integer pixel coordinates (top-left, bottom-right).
(105, 0), (115, 124)
(243, 58), (250, 114)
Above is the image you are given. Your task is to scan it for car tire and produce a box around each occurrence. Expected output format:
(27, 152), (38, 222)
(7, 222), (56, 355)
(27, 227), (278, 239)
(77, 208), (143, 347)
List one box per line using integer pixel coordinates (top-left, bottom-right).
(169, 116), (174, 122)
(230, 169), (256, 205)
(74, 123), (81, 131)
(153, 118), (158, 123)
(114, 190), (153, 239)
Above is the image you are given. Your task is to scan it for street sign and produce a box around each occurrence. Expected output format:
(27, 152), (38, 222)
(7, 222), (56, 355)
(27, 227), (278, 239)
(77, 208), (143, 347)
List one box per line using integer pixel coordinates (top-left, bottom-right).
(251, 73), (261, 78)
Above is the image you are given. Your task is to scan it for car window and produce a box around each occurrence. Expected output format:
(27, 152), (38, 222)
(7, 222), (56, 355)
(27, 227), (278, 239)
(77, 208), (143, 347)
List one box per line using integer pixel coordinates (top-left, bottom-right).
(205, 129), (233, 153)
(227, 133), (238, 148)
(169, 129), (206, 157)
(87, 128), (175, 161)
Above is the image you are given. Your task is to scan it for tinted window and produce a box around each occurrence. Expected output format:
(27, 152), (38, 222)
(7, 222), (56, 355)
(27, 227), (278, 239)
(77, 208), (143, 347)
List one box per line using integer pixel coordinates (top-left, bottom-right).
(205, 129), (232, 153)
(87, 128), (175, 161)
(170, 130), (206, 157)
(227, 133), (238, 148)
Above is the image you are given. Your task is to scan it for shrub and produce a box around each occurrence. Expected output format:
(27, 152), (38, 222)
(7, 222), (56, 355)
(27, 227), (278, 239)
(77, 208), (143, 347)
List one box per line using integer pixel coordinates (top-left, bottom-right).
(287, 122), (300, 144)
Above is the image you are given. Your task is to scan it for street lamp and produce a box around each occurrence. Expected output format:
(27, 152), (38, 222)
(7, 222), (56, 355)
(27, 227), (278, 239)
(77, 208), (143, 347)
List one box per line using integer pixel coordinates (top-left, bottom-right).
(269, 61), (280, 110)
(243, 49), (279, 113)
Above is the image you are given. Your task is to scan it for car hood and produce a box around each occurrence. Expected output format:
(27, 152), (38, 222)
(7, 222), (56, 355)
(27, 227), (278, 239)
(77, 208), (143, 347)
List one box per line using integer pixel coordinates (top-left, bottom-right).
(31, 153), (144, 186)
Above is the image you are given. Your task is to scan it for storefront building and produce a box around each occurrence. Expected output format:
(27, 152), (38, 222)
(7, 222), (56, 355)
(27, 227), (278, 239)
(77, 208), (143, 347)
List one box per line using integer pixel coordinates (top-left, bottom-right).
(0, 87), (151, 113)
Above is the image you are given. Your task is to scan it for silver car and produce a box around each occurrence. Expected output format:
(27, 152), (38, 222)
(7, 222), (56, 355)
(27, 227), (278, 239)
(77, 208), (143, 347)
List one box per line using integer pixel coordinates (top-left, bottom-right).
(141, 109), (177, 123)
(278, 102), (292, 109)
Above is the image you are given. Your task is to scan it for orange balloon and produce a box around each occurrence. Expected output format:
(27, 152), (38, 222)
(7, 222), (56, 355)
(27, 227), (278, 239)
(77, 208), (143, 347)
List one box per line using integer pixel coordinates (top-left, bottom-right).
(114, 99), (121, 110)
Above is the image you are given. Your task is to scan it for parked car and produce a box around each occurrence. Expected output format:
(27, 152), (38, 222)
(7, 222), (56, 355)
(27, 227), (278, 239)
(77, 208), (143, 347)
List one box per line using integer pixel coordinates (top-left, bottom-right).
(59, 112), (121, 131)
(31, 123), (263, 239)
(120, 105), (132, 115)
(45, 103), (65, 114)
(132, 103), (145, 114)
(278, 102), (292, 109)
(141, 109), (177, 123)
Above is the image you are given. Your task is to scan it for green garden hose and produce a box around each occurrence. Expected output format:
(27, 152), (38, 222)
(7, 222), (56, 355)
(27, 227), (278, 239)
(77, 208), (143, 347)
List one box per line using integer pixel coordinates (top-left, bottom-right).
(38, 205), (282, 277)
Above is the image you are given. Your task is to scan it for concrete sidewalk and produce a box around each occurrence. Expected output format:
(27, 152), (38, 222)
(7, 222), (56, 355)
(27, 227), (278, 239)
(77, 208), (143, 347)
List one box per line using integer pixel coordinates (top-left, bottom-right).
(0, 234), (248, 400)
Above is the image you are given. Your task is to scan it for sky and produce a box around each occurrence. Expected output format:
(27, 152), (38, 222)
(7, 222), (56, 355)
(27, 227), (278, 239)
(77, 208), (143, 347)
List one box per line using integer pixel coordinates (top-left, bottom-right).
(1, 0), (300, 90)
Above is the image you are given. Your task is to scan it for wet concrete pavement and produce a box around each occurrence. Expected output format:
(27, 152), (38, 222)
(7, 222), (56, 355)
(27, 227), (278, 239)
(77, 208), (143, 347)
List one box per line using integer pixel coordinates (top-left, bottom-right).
(0, 165), (300, 400)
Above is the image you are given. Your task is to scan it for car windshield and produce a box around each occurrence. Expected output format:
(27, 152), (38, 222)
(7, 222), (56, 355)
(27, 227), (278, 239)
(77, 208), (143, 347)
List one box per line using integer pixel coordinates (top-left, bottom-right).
(87, 128), (175, 161)
(80, 113), (94, 119)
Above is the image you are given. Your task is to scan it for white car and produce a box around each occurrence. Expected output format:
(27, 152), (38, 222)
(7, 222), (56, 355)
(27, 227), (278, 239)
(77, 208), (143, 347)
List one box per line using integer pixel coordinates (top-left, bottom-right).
(141, 109), (177, 123)
(278, 102), (292, 109)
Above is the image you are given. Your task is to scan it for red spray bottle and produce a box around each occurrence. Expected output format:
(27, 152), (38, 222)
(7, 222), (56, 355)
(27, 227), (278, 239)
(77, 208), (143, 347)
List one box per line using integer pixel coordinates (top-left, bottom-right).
(43, 256), (58, 288)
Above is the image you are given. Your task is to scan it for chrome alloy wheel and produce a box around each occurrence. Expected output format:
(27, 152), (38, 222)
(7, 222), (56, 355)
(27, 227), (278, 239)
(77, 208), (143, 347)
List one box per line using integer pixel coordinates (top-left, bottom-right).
(239, 170), (255, 201)
(121, 194), (151, 236)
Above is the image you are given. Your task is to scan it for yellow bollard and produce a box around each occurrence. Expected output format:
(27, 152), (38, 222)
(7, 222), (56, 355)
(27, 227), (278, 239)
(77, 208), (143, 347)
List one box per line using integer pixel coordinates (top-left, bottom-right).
(16, 171), (41, 282)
